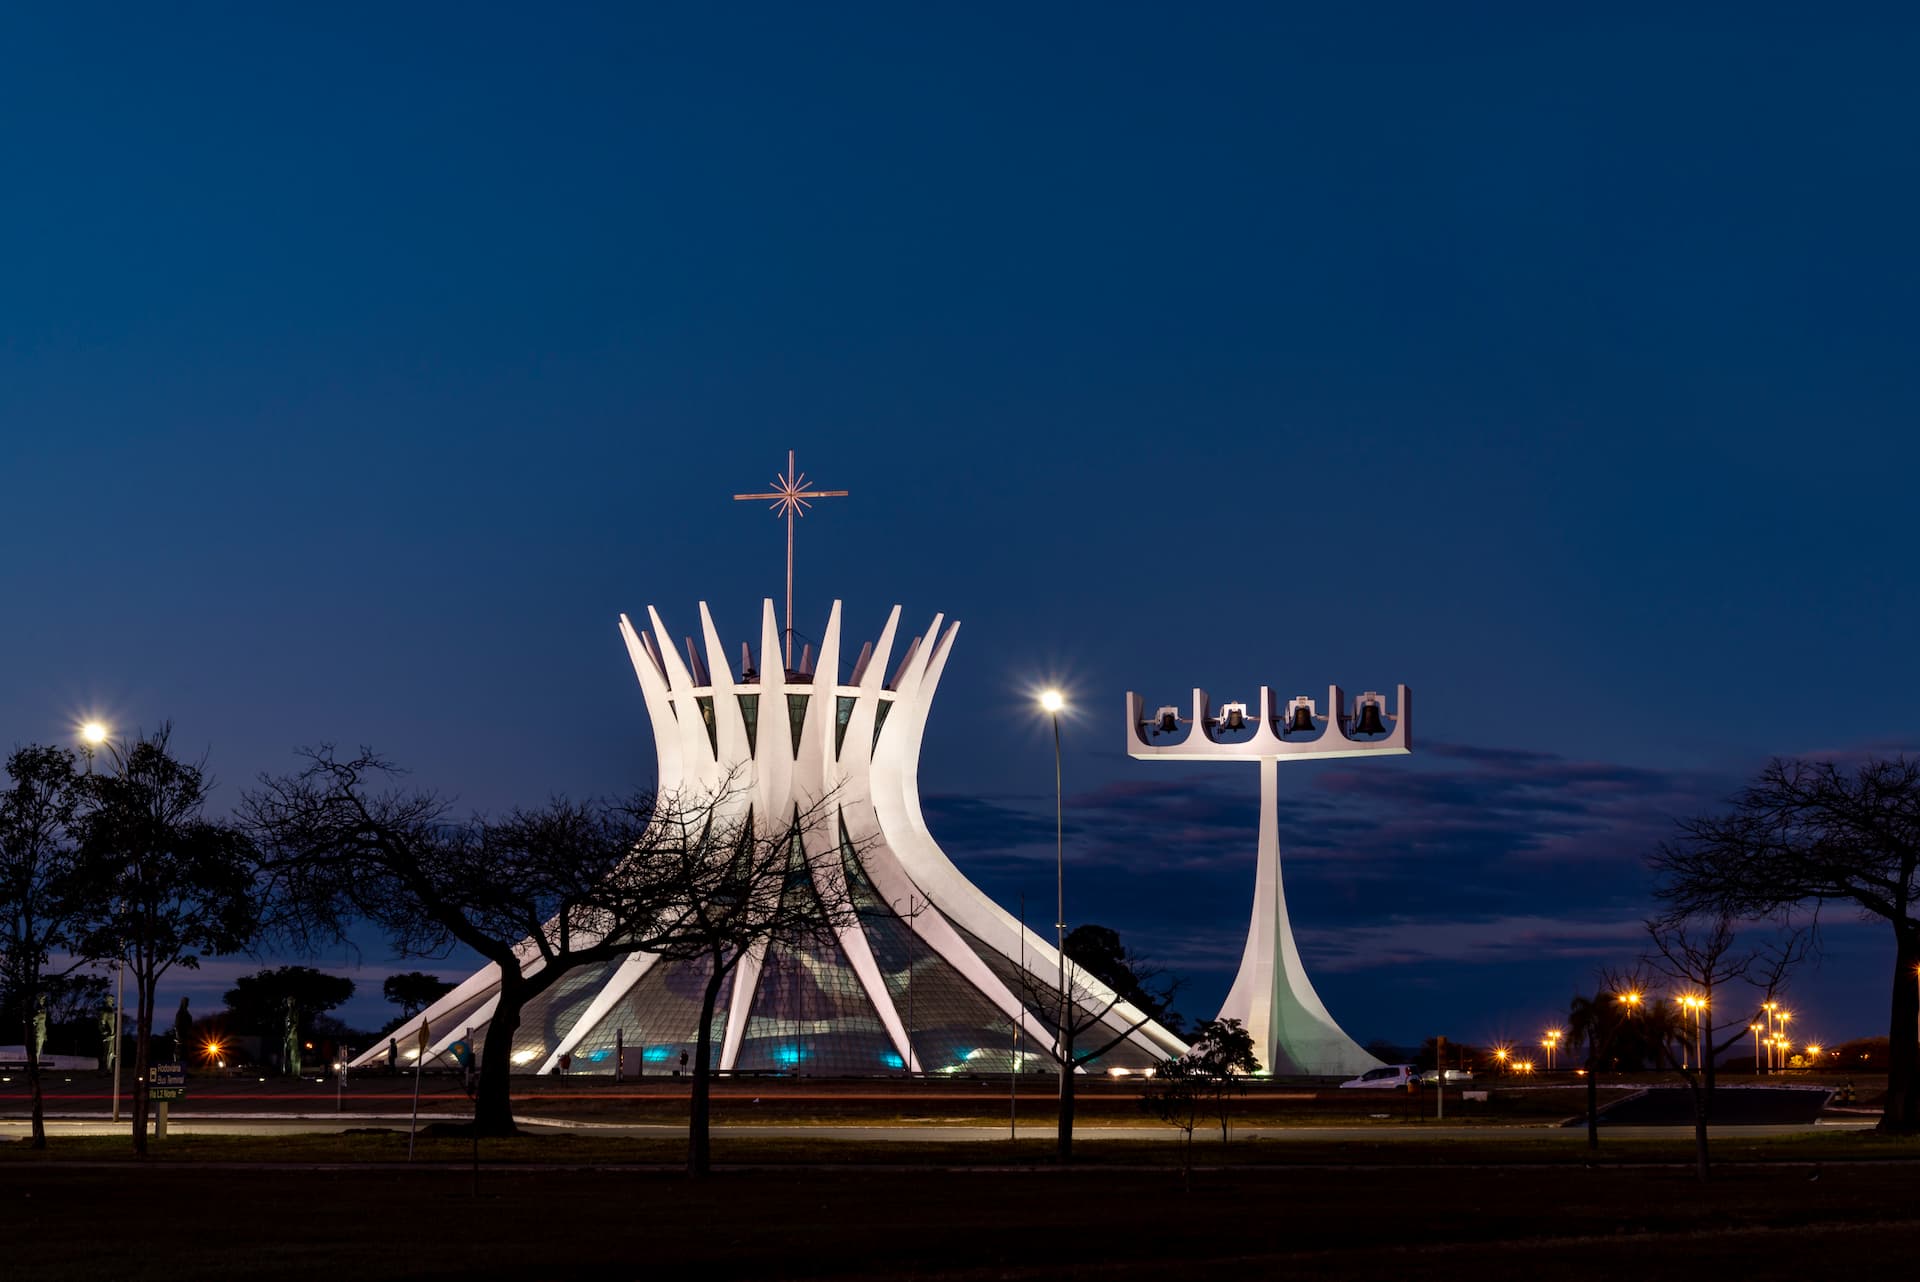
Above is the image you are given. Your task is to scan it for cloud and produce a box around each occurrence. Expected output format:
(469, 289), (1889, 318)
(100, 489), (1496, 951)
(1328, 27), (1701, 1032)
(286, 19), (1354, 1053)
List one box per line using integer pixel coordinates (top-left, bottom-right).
(923, 739), (1740, 983)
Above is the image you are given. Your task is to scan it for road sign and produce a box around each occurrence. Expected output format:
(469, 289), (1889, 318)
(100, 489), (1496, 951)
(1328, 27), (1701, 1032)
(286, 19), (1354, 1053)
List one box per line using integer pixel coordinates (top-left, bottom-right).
(149, 1063), (186, 1101)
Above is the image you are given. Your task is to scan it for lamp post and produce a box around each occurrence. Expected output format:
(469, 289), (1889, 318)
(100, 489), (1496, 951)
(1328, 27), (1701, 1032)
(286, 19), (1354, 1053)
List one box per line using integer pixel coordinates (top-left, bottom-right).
(894, 893), (927, 1075)
(1616, 991), (1642, 1075)
(79, 721), (122, 1123)
(1678, 995), (1707, 1071)
(1543, 1029), (1562, 1073)
(1039, 689), (1068, 1153)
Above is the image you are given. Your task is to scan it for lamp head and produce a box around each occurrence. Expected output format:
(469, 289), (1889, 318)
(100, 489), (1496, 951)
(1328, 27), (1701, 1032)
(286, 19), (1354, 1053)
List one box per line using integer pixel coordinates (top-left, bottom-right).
(1039, 690), (1065, 714)
(80, 721), (108, 746)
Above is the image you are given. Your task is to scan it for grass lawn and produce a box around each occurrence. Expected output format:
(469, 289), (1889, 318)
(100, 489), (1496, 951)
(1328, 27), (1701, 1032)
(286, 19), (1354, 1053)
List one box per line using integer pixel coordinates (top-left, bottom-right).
(7, 1151), (1920, 1280)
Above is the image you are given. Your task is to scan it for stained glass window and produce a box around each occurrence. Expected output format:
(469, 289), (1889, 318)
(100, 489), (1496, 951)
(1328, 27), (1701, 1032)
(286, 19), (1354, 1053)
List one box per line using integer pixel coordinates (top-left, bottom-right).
(733, 935), (896, 1074)
(834, 695), (857, 758)
(569, 954), (735, 1072)
(839, 832), (1019, 1073)
(786, 693), (809, 755)
(737, 693), (759, 756)
(507, 957), (626, 1067)
(695, 696), (718, 755)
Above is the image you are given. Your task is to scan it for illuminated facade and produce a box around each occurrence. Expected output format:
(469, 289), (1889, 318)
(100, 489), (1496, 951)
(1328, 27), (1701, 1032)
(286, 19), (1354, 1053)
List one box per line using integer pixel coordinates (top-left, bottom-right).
(355, 600), (1184, 1076)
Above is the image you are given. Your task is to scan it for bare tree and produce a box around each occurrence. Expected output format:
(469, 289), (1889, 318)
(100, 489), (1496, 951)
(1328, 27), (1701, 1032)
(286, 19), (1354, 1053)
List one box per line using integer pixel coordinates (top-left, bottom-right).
(611, 792), (854, 1175)
(1652, 757), (1920, 1132)
(1645, 913), (1809, 1093)
(1016, 942), (1178, 1163)
(246, 748), (855, 1160)
(0, 745), (93, 1149)
(245, 747), (673, 1136)
(71, 727), (260, 1156)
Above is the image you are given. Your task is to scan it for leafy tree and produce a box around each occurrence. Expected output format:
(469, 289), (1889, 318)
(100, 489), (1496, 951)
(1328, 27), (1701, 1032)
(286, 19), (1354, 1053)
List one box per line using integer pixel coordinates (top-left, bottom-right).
(0, 744), (94, 1149)
(41, 971), (109, 1052)
(1140, 1018), (1258, 1188)
(1189, 1017), (1260, 1141)
(382, 970), (453, 1020)
(222, 965), (355, 1072)
(71, 726), (261, 1156)
(1140, 1054), (1205, 1188)
(1065, 925), (1185, 1036)
(1567, 967), (1665, 1150)
(1651, 756), (1920, 1132)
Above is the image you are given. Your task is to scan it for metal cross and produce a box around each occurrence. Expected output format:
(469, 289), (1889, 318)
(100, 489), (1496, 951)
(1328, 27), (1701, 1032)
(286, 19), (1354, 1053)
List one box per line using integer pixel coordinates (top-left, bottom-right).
(734, 449), (848, 671)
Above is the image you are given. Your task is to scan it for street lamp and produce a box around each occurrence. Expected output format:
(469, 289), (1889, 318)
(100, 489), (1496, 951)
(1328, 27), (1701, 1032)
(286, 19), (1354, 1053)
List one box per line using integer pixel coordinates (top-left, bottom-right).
(1750, 1024), (1763, 1075)
(1542, 1029), (1562, 1072)
(78, 719), (124, 1122)
(1038, 689), (1068, 1145)
(1678, 995), (1707, 1071)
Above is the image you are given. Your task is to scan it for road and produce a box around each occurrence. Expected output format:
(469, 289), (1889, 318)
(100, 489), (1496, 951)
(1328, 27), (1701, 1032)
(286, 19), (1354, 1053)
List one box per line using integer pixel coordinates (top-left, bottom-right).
(0, 1113), (1874, 1142)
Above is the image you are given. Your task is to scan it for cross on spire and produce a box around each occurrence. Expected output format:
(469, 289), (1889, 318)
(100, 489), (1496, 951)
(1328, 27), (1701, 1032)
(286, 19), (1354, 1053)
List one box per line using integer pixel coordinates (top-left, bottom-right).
(734, 450), (848, 671)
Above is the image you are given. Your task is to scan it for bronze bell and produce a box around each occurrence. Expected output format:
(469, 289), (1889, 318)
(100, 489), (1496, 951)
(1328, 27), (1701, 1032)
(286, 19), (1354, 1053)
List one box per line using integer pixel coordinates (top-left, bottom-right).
(1286, 703), (1316, 734)
(1157, 709), (1178, 734)
(1354, 700), (1388, 736)
(1221, 706), (1246, 732)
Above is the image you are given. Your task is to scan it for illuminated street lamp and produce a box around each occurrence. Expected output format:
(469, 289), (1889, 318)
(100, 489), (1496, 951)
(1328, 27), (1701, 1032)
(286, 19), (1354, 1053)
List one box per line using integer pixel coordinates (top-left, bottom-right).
(1677, 994), (1707, 1071)
(78, 719), (125, 1122)
(1038, 688), (1069, 1149)
(1542, 1029), (1562, 1072)
(1493, 1046), (1510, 1074)
(1750, 1024), (1763, 1076)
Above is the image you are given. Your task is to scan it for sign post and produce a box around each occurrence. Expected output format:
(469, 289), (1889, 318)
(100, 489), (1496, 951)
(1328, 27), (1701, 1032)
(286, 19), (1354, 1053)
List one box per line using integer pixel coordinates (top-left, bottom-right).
(150, 1064), (186, 1139)
(408, 1020), (429, 1161)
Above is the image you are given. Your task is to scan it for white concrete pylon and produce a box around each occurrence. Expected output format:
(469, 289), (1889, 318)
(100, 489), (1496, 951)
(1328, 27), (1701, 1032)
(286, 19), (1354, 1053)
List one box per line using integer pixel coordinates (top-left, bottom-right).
(1126, 683), (1412, 1077)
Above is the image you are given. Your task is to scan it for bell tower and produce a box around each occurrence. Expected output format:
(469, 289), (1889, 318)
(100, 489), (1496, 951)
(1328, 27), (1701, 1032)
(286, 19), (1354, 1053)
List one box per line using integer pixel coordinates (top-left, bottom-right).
(1124, 684), (1412, 1077)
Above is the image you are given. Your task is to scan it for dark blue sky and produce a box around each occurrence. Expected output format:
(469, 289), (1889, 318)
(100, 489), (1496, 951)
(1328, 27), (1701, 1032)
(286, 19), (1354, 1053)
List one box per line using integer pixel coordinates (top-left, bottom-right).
(3, 5), (1915, 1049)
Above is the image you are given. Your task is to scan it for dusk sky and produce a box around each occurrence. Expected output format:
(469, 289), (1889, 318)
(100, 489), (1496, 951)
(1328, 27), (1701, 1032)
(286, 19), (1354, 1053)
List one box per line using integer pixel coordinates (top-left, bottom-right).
(4, 5), (1915, 1050)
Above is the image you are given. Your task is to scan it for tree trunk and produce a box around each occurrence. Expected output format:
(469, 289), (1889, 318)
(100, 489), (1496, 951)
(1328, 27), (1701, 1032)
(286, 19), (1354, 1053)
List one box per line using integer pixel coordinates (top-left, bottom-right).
(1183, 1119), (1193, 1193)
(472, 973), (525, 1138)
(131, 969), (153, 1157)
(1879, 922), (1920, 1134)
(1692, 1083), (1711, 1183)
(1057, 1049), (1076, 1163)
(1585, 1053), (1600, 1151)
(688, 967), (725, 1177)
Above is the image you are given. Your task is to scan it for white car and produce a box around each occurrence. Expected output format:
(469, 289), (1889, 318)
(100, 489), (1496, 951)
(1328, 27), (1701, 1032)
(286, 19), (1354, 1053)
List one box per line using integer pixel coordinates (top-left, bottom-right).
(1340, 1064), (1416, 1089)
(1418, 1068), (1474, 1085)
